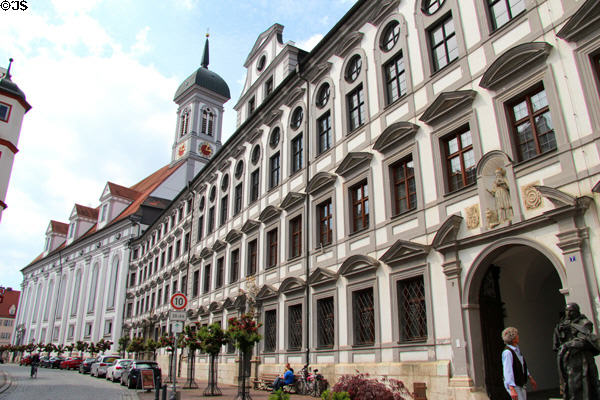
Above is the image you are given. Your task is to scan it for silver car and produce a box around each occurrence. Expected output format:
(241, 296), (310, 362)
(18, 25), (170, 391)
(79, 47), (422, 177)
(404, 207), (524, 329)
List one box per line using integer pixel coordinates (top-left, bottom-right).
(90, 355), (119, 377)
(106, 359), (132, 382)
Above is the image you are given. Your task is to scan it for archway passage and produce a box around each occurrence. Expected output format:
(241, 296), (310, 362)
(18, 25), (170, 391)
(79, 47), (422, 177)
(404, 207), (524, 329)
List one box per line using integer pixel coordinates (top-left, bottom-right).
(476, 244), (564, 400)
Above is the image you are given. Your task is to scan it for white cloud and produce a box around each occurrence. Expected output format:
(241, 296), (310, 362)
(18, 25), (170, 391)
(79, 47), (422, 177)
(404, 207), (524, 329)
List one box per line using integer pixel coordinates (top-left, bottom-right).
(297, 33), (324, 52)
(132, 26), (151, 56)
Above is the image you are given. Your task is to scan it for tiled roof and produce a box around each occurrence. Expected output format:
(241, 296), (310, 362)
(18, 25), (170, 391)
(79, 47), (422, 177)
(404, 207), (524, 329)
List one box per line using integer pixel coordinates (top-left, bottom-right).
(107, 182), (142, 200)
(0, 289), (20, 319)
(49, 220), (69, 235)
(74, 204), (99, 220)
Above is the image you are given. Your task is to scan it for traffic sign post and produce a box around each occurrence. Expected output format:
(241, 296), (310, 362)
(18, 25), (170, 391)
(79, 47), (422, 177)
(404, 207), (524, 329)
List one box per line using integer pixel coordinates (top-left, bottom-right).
(169, 293), (187, 400)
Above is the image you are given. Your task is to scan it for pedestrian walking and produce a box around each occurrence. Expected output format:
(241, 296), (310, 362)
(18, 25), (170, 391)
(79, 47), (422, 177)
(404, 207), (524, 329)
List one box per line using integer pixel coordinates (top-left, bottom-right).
(502, 327), (537, 400)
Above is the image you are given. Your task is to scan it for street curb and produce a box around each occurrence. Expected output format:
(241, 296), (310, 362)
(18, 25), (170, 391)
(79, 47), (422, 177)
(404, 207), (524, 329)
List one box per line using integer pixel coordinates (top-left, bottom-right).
(0, 370), (12, 394)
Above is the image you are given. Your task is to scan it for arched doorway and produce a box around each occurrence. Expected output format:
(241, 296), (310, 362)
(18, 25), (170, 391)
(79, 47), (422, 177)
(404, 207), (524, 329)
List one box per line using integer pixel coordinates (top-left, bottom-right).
(467, 242), (565, 400)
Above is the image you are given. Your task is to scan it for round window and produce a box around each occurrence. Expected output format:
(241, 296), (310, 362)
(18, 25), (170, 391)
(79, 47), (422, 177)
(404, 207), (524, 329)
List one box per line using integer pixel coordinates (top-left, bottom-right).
(251, 145), (261, 165)
(209, 186), (216, 202)
(290, 107), (304, 130)
(422, 0), (445, 15)
(235, 160), (244, 179)
(198, 196), (205, 210)
(380, 21), (400, 52)
(269, 127), (281, 148)
(345, 55), (362, 83)
(316, 83), (331, 108)
(257, 55), (267, 72)
(221, 174), (229, 191)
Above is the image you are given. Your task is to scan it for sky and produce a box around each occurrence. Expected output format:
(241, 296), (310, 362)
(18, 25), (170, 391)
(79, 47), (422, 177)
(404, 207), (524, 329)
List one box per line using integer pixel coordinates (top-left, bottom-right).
(0, 0), (356, 290)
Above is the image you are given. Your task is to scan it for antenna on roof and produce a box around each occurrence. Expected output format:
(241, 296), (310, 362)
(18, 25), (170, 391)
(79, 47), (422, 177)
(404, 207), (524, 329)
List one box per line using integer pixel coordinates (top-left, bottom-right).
(5, 58), (13, 80)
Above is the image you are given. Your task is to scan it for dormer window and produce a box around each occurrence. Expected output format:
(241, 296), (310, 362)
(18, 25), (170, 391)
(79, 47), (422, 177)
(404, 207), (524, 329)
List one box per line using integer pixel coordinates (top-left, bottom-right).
(100, 204), (108, 222)
(179, 109), (190, 137)
(201, 109), (214, 136)
(0, 101), (11, 123)
(68, 223), (76, 239)
(44, 237), (51, 251)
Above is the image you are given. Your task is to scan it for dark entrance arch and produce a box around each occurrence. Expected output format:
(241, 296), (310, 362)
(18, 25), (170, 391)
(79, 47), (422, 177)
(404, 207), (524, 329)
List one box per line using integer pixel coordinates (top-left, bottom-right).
(465, 241), (565, 400)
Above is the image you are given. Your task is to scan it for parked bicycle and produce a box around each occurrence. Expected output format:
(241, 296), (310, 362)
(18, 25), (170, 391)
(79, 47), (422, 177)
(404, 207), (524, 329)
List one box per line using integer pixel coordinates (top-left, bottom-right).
(296, 364), (327, 397)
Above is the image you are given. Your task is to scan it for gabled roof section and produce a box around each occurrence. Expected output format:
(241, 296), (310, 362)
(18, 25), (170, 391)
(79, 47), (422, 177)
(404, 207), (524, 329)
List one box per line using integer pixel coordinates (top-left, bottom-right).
(339, 254), (379, 278)
(259, 205), (283, 223)
(244, 24), (284, 67)
(479, 42), (552, 90)
(419, 90), (477, 125)
(380, 240), (430, 264)
(557, 0), (600, 42)
(102, 182), (142, 201)
(280, 192), (305, 210)
(47, 220), (69, 235)
(308, 267), (337, 287)
(335, 152), (373, 177)
(73, 204), (99, 220)
(373, 122), (419, 154)
(306, 172), (337, 195)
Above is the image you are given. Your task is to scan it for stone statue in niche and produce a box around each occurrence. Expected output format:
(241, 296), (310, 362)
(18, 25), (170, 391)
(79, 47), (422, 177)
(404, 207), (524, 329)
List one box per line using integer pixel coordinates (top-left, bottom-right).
(486, 168), (513, 227)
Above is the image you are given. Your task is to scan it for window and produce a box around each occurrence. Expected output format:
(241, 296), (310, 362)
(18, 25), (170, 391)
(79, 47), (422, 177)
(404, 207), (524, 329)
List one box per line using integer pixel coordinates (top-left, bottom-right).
(88, 265), (99, 313)
(216, 258), (224, 289)
(221, 174), (229, 191)
(317, 112), (332, 154)
(352, 287), (375, 345)
(251, 145), (261, 165)
(250, 169), (260, 203)
(429, 15), (458, 72)
(248, 97), (256, 115)
(507, 85), (556, 162)
(488, 0), (525, 31)
(317, 297), (335, 348)
(201, 109), (215, 136)
(444, 127), (475, 191)
(180, 109), (190, 137)
(234, 183), (243, 215)
(247, 240), (257, 276)
(209, 186), (217, 202)
(164, 285), (169, 304)
(207, 206), (215, 233)
(230, 249), (240, 283)
(106, 258), (119, 309)
(0, 102), (11, 122)
(380, 20), (400, 51)
(265, 76), (274, 97)
(220, 196), (228, 226)
(317, 199), (333, 247)
(192, 270), (200, 297)
(290, 216), (302, 259)
(593, 53), (600, 93)
(291, 107), (304, 130)
(68, 324), (75, 339)
(175, 239), (181, 258)
(167, 246), (173, 263)
(264, 309), (277, 352)
(203, 264), (211, 293)
(197, 215), (204, 241)
(267, 228), (278, 269)
(257, 55), (266, 71)
(126, 303), (133, 318)
(104, 320), (113, 336)
(316, 83), (330, 108)
(345, 55), (362, 83)
(397, 276), (427, 341)
(84, 323), (92, 338)
(269, 127), (280, 148)
(288, 304), (303, 351)
(384, 53), (406, 105)
(391, 157), (417, 215)
(422, 0), (445, 15)
(71, 269), (82, 315)
(100, 204), (108, 222)
(68, 222), (75, 239)
(291, 134), (303, 174)
(347, 85), (365, 131)
(269, 153), (280, 189)
(350, 180), (369, 233)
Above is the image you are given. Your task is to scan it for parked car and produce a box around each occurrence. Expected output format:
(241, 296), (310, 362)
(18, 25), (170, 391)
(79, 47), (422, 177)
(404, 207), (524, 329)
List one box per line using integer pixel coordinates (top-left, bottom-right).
(90, 355), (119, 378)
(60, 357), (83, 370)
(49, 356), (65, 369)
(19, 355), (32, 366)
(121, 360), (162, 389)
(39, 356), (51, 368)
(106, 359), (132, 382)
(79, 357), (97, 374)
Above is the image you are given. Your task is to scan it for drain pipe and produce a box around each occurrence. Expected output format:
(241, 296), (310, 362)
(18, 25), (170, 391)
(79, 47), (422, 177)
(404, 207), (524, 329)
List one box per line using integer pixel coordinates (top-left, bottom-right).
(296, 64), (312, 366)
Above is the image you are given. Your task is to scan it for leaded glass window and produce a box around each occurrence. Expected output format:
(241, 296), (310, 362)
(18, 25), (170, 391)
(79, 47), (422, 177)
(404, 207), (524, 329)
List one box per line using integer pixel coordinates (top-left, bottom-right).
(288, 304), (303, 351)
(317, 297), (334, 348)
(398, 276), (427, 342)
(352, 288), (375, 346)
(264, 309), (277, 352)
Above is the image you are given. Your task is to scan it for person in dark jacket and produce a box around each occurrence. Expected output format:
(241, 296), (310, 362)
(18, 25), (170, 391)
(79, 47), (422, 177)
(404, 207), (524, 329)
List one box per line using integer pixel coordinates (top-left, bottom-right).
(502, 327), (537, 400)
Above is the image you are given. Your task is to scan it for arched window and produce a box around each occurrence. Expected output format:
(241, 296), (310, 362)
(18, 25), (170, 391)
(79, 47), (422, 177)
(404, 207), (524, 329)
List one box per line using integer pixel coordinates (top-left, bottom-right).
(55, 275), (67, 319)
(179, 109), (190, 137)
(202, 109), (215, 136)
(88, 264), (99, 313)
(43, 280), (54, 321)
(71, 269), (82, 315)
(107, 258), (119, 309)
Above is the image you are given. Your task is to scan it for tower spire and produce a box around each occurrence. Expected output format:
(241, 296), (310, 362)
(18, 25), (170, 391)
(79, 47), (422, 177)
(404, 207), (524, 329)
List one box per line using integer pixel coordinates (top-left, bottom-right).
(5, 58), (13, 80)
(201, 31), (210, 69)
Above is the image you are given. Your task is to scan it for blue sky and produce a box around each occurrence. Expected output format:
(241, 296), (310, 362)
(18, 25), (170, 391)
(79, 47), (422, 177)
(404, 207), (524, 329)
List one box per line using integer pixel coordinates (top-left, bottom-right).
(0, 0), (355, 289)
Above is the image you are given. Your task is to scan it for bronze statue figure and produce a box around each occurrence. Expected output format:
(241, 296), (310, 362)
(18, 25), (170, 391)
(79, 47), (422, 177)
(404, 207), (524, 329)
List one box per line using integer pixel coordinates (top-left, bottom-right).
(553, 303), (600, 399)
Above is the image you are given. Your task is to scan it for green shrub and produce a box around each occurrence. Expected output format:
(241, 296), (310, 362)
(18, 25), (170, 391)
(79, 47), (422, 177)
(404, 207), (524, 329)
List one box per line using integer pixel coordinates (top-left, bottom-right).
(322, 389), (351, 400)
(268, 389), (290, 400)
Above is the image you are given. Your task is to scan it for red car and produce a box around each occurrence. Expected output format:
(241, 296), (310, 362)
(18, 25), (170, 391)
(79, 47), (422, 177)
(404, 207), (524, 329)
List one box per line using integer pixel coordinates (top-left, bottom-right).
(60, 357), (83, 370)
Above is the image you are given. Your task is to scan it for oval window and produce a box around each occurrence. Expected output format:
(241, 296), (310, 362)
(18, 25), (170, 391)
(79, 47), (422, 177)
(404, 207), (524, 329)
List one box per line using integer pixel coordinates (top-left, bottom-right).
(316, 83), (331, 108)
(345, 55), (362, 83)
(380, 21), (400, 52)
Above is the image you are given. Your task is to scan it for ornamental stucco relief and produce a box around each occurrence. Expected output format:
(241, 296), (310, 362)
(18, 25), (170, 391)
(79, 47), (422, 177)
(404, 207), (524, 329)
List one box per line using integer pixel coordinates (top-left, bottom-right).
(522, 182), (543, 210)
(466, 204), (480, 230)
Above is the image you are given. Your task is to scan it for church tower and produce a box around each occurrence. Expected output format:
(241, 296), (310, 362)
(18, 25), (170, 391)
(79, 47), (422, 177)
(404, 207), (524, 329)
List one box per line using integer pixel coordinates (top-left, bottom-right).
(0, 59), (31, 222)
(171, 34), (230, 180)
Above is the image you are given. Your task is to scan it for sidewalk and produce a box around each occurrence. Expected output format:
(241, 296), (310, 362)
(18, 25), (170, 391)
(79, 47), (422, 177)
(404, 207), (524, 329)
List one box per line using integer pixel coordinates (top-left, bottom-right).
(136, 377), (317, 400)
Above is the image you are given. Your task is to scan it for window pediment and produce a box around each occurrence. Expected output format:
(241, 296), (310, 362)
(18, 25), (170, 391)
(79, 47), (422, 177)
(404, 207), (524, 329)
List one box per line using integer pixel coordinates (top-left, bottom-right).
(335, 31), (364, 57)
(187, 308), (198, 319)
(199, 247), (214, 260)
(306, 62), (333, 84)
(338, 254), (380, 278)
(368, 0), (401, 25)
(280, 192), (305, 210)
(212, 240), (227, 253)
(209, 301), (223, 312)
(256, 284), (278, 301)
(285, 87), (306, 107)
(279, 277), (306, 295)
(335, 152), (373, 177)
(219, 160), (231, 172)
(241, 219), (260, 234)
(190, 254), (202, 265)
(225, 229), (243, 244)
(306, 172), (337, 195)
(263, 109), (283, 127)
(557, 0), (600, 42)
(373, 122), (419, 153)
(533, 185), (578, 208)
(432, 214), (463, 250)
(308, 267), (338, 287)
(480, 42), (552, 90)
(380, 240), (430, 264)
(223, 297), (235, 310)
(246, 129), (263, 145)
(233, 293), (246, 309)
(259, 205), (283, 223)
(419, 90), (477, 126)
(198, 305), (209, 316)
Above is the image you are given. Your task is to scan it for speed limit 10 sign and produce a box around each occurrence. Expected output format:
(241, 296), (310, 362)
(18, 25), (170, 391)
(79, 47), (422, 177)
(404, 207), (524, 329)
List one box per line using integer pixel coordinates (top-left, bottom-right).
(170, 293), (188, 310)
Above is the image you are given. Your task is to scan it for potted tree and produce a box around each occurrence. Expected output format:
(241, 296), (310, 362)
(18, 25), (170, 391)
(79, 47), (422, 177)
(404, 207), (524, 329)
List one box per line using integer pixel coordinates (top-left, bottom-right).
(182, 324), (202, 389)
(226, 313), (262, 400)
(126, 337), (146, 360)
(118, 336), (131, 358)
(198, 323), (228, 395)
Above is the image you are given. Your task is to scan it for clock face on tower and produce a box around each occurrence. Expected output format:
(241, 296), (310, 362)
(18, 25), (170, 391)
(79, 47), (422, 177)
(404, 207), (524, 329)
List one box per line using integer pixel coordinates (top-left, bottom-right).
(199, 142), (213, 157)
